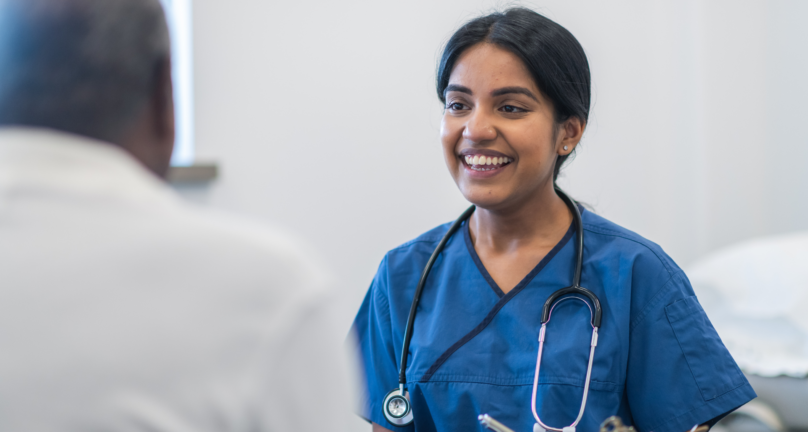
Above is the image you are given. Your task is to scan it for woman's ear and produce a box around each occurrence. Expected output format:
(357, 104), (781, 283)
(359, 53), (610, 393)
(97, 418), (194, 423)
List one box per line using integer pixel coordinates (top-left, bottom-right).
(557, 117), (585, 155)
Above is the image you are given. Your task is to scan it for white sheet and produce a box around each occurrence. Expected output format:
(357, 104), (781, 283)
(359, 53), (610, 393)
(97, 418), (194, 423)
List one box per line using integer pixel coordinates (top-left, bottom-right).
(688, 232), (808, 378)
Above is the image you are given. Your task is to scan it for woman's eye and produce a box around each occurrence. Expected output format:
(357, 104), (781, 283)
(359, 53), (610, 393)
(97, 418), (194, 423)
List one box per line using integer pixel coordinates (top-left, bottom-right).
(500, 105), (525, 113)
(447, 102), (466, 111)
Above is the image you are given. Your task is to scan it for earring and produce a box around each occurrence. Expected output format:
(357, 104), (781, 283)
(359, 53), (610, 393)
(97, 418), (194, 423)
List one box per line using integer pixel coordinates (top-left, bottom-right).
(563, 146), (569, 151)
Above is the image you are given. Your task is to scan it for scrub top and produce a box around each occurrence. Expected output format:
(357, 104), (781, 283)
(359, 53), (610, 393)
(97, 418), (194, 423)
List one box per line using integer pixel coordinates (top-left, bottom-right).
(351, 208), (756, 432)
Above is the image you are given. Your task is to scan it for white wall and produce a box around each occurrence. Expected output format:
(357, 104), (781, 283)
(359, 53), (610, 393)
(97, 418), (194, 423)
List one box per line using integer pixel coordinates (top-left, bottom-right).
(179, 0), (808, 334)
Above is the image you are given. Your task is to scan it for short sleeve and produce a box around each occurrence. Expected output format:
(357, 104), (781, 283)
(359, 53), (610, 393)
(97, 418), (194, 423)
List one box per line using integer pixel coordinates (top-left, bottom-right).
(349, 257), (408, 430)
(627, 272), (756, 432)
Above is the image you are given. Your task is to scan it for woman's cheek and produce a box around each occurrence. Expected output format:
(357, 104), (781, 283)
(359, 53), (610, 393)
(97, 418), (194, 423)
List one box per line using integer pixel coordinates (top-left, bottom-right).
(440, 120), (459, 147)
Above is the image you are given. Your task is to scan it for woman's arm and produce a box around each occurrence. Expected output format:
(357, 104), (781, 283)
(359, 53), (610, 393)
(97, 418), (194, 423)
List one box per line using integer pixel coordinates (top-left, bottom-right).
(372, 422), (394, 432)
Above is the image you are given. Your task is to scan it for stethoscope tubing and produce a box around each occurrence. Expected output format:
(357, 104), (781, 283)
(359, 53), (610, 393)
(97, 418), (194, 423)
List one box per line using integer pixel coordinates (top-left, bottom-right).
(388, 188), (601, 429)
(557, 190), (583, 288)
(397, 205), (475, 387)
(531, 297), (600, 431)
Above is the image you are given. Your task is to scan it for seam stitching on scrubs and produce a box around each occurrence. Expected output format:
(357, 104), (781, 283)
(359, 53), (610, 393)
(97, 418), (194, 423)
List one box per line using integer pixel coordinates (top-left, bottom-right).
(582, 225), (677, 276)
(423, 374), (622, 389)
(629, 272), (679, 333)
(418, 224), (576, 383)
(665, 296), (703, 404)
(463, 220), (505, 298)
(580, 222), (685, 334)
(664, 296), (746, 403)
(388, 223), (453, 252)
(389, 236), (445, 252)
(373, 278), (396, 356)
(644, 381), (753, 432)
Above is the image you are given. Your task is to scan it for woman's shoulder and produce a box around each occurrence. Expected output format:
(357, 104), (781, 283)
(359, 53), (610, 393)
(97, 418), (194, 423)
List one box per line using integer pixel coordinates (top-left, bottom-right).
(375, 219), (467, 277)
(581, 208), (682, 278)
(387, 221), (455, 255)
(369, 221), (459, 293)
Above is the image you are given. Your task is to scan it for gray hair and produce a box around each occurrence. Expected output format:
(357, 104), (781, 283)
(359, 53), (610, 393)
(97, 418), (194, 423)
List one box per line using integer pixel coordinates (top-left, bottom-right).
(0, 0), (171, 142)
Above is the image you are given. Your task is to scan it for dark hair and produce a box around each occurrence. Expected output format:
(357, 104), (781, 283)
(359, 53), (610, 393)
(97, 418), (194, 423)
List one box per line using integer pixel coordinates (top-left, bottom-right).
(0, 0), (170, 143)
(437, 8), (591, 182)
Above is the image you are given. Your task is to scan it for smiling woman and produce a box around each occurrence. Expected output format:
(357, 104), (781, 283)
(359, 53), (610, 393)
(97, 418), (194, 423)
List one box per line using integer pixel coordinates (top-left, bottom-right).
(436, 10), (590, 188)
(350, 7), (755, 432)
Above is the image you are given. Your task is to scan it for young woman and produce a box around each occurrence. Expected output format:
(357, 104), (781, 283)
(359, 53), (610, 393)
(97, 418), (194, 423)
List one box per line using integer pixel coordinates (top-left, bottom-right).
(351, 8), (755, 432)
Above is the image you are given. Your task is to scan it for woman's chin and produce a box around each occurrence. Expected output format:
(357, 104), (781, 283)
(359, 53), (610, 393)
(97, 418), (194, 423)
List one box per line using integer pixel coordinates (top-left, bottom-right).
(460, 189), (514, 211)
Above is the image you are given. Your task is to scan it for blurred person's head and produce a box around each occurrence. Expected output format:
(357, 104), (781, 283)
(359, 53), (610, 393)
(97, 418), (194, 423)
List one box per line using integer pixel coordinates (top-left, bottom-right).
(436, 8), (590, 211)
(0, 0), (175, 177)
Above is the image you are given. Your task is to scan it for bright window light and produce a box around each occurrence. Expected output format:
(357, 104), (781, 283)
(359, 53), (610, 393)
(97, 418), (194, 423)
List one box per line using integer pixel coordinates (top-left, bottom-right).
(160, 0), (194, 167)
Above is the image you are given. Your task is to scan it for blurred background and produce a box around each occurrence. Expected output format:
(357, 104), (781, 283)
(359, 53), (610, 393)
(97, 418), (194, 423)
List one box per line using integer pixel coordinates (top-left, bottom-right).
(162, 0), (808, 429)
(171, 0), (808, 328)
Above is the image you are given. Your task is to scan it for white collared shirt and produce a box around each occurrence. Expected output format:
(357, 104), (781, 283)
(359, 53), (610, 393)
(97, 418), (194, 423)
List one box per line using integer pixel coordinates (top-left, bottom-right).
(0, 128), (356, 432)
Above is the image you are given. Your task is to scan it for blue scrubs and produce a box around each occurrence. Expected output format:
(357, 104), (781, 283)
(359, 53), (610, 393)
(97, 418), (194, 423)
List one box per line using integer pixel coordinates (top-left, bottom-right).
(351, 208), (756, 432)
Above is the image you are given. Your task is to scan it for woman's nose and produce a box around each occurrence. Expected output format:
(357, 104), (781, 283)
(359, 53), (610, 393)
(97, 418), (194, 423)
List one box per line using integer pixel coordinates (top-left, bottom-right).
(462, 110), (497, 143)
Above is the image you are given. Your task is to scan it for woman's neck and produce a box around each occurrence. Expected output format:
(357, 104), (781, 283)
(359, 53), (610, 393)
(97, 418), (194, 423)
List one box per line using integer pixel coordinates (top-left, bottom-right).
(468, 185), (573, 254)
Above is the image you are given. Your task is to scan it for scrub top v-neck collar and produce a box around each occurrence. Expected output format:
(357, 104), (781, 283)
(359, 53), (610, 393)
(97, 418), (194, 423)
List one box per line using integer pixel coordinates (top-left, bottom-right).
(418, 215), (577, 383)
(462, 214), (578, 299)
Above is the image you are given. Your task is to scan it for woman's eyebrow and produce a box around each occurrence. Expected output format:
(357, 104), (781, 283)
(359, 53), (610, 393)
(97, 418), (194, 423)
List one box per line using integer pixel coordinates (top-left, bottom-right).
(491, 86), (539, 102)
(445, 84), (473, 95)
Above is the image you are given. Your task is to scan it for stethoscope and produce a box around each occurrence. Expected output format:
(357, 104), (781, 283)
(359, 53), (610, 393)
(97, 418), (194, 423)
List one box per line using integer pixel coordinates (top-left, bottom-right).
(382, 188), (602, 432)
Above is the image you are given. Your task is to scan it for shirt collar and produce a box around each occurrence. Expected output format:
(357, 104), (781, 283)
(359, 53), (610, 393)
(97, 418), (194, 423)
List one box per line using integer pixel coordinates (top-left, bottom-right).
(0, 127), (179, 207)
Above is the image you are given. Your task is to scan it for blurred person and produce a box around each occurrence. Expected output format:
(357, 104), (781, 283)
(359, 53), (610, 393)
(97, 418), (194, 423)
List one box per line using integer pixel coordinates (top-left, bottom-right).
(0, 0), (355, 431)
(351, 8), (755, 432)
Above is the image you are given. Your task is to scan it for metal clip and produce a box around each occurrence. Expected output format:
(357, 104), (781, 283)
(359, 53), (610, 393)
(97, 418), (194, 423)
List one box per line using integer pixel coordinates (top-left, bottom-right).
(599, 416), (636, 432)
(479, 414), (516, 432)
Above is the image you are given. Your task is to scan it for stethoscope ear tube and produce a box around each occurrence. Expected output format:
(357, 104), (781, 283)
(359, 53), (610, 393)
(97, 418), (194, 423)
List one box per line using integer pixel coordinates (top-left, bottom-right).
(556, 187), (584, 287)
(397, 205), (476, 386)
(545, 188), (602, 328)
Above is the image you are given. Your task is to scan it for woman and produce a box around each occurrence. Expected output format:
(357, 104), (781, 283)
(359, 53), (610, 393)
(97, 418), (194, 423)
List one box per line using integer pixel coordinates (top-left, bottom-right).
(351, 8), (755, 432)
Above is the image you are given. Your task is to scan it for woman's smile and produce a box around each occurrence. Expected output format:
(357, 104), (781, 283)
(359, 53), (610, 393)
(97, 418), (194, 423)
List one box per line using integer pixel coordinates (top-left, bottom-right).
(459, 149), (514, 177)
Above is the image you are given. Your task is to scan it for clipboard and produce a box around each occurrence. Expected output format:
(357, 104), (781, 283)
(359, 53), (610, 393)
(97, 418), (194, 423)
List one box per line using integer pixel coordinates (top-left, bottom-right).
(600, 416), (710, 432)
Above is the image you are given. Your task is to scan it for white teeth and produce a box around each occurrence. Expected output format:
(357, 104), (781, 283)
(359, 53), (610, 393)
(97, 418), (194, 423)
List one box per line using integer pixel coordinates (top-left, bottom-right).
(463, 154), (514, 169)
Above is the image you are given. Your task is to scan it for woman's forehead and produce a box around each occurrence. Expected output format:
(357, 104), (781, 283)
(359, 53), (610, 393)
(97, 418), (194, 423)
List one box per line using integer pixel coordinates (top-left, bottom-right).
(447, 43), (539, 93)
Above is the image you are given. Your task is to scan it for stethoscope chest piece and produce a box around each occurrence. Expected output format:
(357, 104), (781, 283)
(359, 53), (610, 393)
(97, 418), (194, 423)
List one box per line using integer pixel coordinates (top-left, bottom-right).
(383, 388), (414, 426)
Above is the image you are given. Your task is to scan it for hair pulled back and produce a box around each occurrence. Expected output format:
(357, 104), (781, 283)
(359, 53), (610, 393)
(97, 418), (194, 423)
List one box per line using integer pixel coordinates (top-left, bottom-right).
(437, 8), (591, 182)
